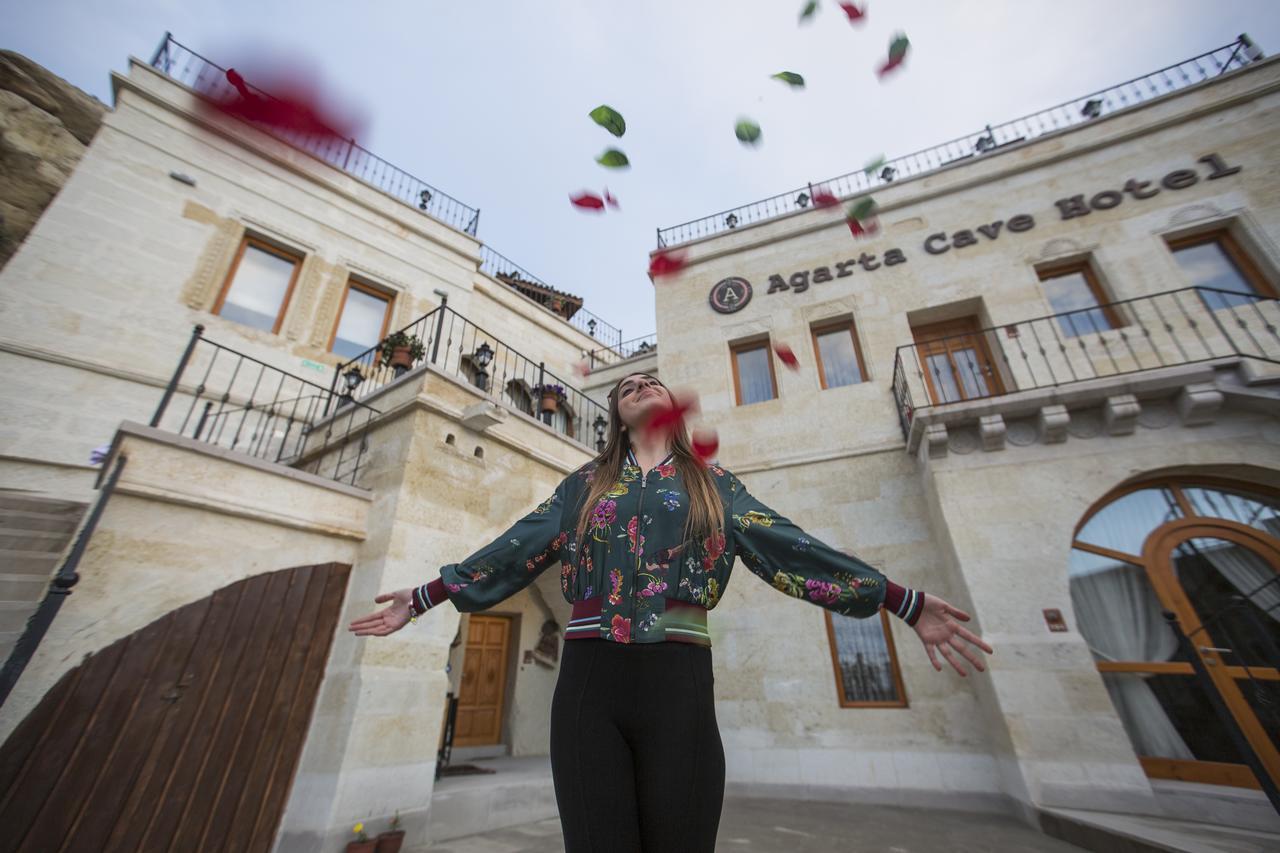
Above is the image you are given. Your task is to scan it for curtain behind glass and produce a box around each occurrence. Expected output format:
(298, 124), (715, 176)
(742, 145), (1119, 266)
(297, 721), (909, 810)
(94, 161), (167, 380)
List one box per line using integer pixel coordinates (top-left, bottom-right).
(736, 346), (775, 404)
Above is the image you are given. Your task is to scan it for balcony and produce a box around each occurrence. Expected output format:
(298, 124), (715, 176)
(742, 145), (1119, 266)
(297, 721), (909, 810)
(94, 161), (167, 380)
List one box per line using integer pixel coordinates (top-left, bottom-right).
(891, 287), (1280, 457)
(657, 37), (1261, 248)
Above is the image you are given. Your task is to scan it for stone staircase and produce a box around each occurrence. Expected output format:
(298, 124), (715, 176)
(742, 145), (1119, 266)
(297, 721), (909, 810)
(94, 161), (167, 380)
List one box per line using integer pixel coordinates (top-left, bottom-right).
(0, 493), (88, 664)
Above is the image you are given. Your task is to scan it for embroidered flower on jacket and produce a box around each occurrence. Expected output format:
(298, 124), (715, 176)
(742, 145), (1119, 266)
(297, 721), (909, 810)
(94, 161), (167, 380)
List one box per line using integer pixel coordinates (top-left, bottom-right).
(772, 571), (804, 598)
(590, 499), (617, 541)
(735, 510), (773, 531)
(608, 569), (623, 605)
(611, 613), (632, 643)
(793, 536), (811, 552)
(655, 463), (676, 479)
(627, 516), (644, 554)
(701, 530), (726, 570)
(706, 577), (721, 607)
(805, 578), (841, 604)
(640, 579), (668, 597)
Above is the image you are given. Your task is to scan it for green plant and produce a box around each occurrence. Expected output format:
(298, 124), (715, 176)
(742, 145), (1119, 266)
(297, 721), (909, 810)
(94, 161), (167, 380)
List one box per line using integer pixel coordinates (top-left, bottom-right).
(378, 331), (425, 367)
(352, 822), (368, 843)
(389, 811), (401, 831)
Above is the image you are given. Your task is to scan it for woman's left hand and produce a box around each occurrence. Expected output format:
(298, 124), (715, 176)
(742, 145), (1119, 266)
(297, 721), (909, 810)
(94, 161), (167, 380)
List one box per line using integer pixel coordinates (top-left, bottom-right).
(912, 595), (994, 676)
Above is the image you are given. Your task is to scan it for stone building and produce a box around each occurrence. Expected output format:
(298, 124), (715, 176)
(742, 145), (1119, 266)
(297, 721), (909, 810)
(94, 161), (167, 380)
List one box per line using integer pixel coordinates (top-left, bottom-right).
(0, 31), (1277, 853)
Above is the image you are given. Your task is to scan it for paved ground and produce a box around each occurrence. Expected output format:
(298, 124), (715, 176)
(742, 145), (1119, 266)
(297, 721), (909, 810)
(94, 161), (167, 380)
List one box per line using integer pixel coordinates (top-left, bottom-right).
(416, 797), (1086, 852)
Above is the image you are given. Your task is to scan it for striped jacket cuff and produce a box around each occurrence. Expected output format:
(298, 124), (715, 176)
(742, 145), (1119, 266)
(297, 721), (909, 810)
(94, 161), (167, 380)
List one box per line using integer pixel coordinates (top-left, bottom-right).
(884, 580), (925, 627)
(413, 577), (449, 616)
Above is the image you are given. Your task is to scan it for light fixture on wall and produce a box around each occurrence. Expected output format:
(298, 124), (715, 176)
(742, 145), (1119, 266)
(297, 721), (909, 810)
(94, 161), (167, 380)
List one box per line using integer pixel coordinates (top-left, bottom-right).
(472, 342), (493, 392)
(795, 192), (810, 208)
(879, 165), (897, 182)
(724, 213), (739, 229)
(338, 364), (363, 408)
(594, 414), (607, 452)
(1081, 99), (1103, 119)
(418, 188), (433, 210)
(974, 125), (996, 153)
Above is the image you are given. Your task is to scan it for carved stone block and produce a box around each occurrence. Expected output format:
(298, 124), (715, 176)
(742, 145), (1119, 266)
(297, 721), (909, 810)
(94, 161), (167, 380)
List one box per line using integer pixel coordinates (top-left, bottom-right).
(1038, 404), (1070, 444)
(979, 414), (1006, 451)
(1176, 382), (1224, 426)
(461, 401), (506, 432)
(1103, 394), (1140, 435)
(924, 423), (948, 459)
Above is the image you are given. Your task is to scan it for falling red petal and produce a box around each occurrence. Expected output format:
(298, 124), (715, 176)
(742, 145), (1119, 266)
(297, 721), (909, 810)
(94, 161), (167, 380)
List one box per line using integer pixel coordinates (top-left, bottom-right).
(846, 218), (880, 239)
(774, 342), (800, 370)
(574, 359), (591, 378)
(202, 67), (358, 143)
(691, 427), (720, 463)
(876, 56), (906, 79)
(649, 249), (689, 278)
(571, 192), (607, 211)
(839, 2), (866, 22)
(604, 187), (620, 210)
(812, 189), (840, 209)
(643, 391), (700, 437)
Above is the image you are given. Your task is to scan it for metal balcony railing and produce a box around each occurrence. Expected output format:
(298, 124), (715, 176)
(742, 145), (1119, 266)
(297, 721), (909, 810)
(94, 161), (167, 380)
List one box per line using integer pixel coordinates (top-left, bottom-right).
(334, 305), (611, 451)
(479, 246), (623, 349)
(152, 326), (380, 486)
(891, 286), (1280, 440)
(657, 36), (1263, 248)
(149, 33), (481, 236)
(587, 333), (657, 370)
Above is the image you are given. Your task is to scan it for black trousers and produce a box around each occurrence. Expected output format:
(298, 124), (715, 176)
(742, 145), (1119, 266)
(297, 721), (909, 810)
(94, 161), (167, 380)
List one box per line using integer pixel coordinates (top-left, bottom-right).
(550, 638), (726, 853)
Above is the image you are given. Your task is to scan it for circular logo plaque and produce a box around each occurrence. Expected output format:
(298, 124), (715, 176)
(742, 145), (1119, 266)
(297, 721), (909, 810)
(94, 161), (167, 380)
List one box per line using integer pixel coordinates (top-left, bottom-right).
(709, 277), (752, 314)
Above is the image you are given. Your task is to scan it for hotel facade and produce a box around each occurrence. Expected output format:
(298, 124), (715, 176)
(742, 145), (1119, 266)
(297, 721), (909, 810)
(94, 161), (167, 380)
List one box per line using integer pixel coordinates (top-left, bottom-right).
(0, 33), (1276, 852)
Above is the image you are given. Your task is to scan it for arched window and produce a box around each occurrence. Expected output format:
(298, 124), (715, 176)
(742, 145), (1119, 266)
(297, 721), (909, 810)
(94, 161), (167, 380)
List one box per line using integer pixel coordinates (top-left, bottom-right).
(505, 379), (534, 417)
(1069, 478), (1280, 791)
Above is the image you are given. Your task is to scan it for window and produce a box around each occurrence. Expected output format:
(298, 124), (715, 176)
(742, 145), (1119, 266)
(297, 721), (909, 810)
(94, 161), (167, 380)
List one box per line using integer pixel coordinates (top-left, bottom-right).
(1036, 262), (1120, 338)
(329, 281), (394, 360)
(811, 319), (867, 389)
(730, 340), (777, 405)
(213, 236), (303, 334)
(1167, 231), (1276, 312)
(824, 610), (908, 708)
(910, 317), (1004, 404)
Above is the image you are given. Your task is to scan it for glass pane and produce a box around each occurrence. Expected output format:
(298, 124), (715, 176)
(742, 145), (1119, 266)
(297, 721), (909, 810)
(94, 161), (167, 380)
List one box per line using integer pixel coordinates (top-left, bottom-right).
(1043, 271), (1113, 337)
(1171, 537), (1280, 666)
(735, 346), (775, 405)
(953, 348), (990, 399)
(816, 328), (863, 388)
(1171, 241), (1260, 311)
(332, 287), (390, 360)
(1183, 487), (1280, 538)
(1069, 551), (1180, 663)
(925, 353), (961, 403)
(829, 614), (902, 703)
(1237, 678), (1280, 755)
(1101, 673), (1248, 764)
(1076, 488), (1181, 554)
(220, 244), (296, 332)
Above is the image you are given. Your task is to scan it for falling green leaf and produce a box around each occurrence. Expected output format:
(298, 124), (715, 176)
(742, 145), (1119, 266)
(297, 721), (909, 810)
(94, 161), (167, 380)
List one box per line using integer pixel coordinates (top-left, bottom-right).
(595, 148), (631, 168)
(888, 34), (910, 62)
(771, 71), (806, 88)
(863, 154), (887, 176)
(735, 119), (762, 145)
(589, 105), (626, 138)
(799, 0), (818, 22)
(847, 196), (877, 221)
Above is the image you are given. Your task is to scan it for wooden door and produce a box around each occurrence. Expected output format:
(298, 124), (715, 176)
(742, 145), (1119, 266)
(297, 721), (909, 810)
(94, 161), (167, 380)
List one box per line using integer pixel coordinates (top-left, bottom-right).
(1141, 522), (1280, 789)
(0, 562), (350, 853)
(911, 317), (1005, 404)
(453, 615), (512, 747)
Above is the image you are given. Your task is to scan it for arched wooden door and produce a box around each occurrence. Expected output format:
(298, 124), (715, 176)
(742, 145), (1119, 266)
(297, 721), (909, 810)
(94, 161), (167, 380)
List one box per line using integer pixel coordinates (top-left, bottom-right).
(0, 562), (350, 853)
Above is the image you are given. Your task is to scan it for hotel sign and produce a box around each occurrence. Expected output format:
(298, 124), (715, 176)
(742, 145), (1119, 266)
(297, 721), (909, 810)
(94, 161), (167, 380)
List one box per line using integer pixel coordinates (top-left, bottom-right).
(708, 153), (1241, 309)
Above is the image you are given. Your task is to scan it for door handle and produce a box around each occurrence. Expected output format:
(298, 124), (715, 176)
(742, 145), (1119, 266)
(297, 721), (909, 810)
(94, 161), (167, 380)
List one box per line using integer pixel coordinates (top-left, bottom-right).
(1199, 646), (1232, 654)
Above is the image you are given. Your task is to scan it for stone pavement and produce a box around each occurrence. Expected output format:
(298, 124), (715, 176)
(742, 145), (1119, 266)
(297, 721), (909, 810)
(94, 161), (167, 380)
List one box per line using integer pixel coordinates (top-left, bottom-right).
(414, 796), (1087, 852)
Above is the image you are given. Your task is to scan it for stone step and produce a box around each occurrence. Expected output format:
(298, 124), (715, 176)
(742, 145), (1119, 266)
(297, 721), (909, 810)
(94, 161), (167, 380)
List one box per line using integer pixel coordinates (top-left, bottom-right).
(0, 602), (37, 634)
(0, 494), (86, 516)
(0, 509), (83, 534)
(0, 550), (62, 576)
(0, 527), (69, 553)
(0, 573), (50, 602)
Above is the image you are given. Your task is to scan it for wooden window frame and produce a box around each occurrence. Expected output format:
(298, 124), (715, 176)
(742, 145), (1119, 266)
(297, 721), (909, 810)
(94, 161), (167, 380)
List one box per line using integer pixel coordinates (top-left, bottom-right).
(326, 278), (395, 356)
(1166, 229), (1278, 299)
(910, 317), (1006, 405)
(211, 235), (305, 335)
(823, 609), (909, 709)
(729, 338), (778, 406)
(1035, 260), (1125, 332)
(810, 318), (868, 390)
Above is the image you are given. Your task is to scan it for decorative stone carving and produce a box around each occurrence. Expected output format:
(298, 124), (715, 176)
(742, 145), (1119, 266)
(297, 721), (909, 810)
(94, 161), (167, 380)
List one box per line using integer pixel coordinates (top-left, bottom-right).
(924, 423), (948, 459)
(309, 265), (348, 349)
(1038, 404), (1069, 443)
(1137, 399), (1176, 429)
(1068, 408), (1103, 439)
(948, 427), (979, 455)
(283, 256), (326, 342)
(1006, 418), (1039, 447)
(182, 217), (243, 310)
(1167, 203), (1223, 227)
(978, 414), (1007, 451)
(1103, 394), (1141, 435)
(460, 401), (506, 432)
(1176, 382), (1224, 426)
(1038, 238), (1085, 260)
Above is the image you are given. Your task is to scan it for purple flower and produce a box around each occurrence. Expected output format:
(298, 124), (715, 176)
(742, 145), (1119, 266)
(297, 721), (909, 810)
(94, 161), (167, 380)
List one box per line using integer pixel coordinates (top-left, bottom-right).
(805, 578), (840, 604)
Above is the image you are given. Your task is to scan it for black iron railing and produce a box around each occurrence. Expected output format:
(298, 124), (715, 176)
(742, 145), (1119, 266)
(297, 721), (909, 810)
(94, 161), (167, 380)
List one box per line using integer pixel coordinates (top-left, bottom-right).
(657, 36), (1262, 247)
(335, 306), (610, 451)
(152, 325), (379, 486)
(891, 286), (1280, 439)
(149, 33), (481, 236)
(479, 246), (623, 350)
(587, 333), (657, 370)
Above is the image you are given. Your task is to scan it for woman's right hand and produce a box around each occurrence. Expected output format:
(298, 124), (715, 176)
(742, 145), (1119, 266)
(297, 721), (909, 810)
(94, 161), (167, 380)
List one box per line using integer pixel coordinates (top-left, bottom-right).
(348, 588), (415, 637)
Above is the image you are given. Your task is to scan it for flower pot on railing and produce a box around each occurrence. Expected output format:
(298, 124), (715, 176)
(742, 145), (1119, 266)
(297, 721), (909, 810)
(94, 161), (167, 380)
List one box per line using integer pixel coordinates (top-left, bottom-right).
(375, 830), (405, 853)
(533, 383), (567, 414)
(378, 332), (426, 378)
(345, 823), (375, 853)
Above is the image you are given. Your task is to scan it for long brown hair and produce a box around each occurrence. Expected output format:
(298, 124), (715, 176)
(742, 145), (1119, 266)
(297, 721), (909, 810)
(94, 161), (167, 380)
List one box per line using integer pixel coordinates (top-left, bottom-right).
(573, 373), (724, 549)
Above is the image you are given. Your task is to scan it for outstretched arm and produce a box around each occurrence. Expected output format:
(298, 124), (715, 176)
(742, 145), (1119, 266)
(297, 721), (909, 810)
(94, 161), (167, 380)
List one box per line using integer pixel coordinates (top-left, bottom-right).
(728, 474), (992, 675)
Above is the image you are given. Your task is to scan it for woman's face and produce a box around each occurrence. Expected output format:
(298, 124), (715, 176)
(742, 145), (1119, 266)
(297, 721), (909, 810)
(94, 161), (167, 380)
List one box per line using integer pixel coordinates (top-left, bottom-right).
(614, 373), (671, 432)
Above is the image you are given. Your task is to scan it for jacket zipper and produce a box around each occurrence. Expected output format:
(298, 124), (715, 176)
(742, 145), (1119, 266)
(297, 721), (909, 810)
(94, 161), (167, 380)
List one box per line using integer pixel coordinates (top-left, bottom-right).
(630, 467), (648, 636)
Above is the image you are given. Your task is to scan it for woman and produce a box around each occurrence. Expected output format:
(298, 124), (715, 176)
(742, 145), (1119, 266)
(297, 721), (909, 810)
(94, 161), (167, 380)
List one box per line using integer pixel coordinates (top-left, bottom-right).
(349, 372), (993, 852)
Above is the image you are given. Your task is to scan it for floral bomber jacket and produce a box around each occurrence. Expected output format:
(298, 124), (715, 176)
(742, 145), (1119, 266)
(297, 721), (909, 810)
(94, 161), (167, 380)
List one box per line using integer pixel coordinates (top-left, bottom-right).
(414, 448), (924, 646)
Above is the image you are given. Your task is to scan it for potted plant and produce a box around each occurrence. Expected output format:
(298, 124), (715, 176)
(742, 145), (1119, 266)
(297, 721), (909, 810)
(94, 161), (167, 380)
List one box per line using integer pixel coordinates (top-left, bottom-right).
(378, 331), (426, 377)
(375, 812), (405, 853)
(532, 383), (567, 414)
(345, 822), (375, 853)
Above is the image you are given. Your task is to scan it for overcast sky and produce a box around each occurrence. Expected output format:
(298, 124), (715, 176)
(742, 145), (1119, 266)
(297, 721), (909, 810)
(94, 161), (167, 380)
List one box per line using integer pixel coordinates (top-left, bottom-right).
(8, 1), (1280, 344)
